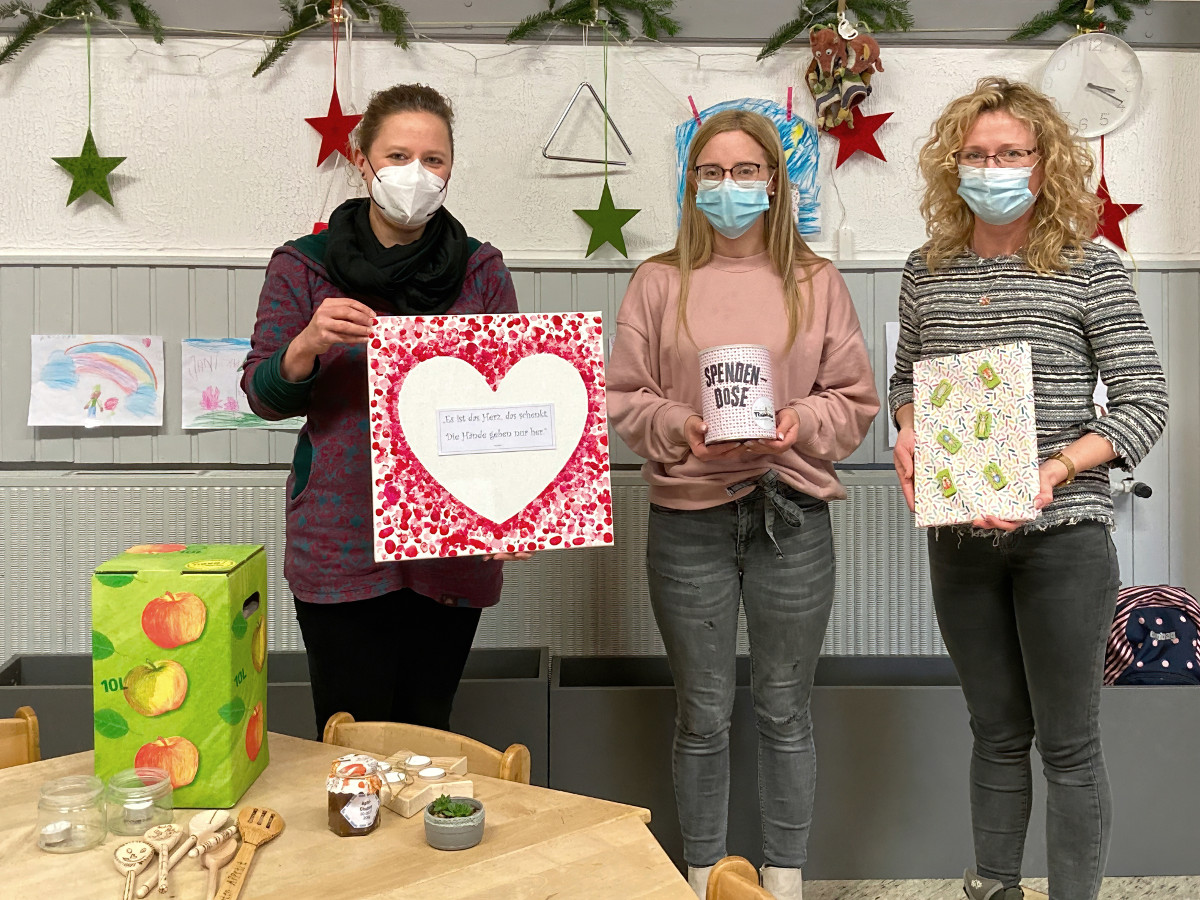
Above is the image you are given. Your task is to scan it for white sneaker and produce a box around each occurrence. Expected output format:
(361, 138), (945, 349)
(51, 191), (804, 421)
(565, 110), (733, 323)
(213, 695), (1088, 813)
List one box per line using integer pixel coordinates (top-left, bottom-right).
(688, 865), (714, 899)
(761, 866), (803, 900)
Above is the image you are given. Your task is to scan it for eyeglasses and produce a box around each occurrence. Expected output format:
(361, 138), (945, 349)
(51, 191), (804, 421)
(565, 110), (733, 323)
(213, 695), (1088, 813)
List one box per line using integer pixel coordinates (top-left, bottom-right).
(953, 149), (1039, 168)
(693, 162), (772, 184)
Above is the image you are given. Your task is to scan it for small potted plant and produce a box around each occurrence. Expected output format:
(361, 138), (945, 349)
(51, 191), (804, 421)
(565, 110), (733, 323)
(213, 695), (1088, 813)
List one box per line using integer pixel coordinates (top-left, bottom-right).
(424, 794), (485, 851)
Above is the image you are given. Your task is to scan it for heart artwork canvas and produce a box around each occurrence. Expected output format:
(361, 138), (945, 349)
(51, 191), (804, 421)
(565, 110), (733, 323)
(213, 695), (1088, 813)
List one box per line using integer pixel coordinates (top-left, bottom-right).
(913, 342), (1040, 528)
(368, 312), (613, 560)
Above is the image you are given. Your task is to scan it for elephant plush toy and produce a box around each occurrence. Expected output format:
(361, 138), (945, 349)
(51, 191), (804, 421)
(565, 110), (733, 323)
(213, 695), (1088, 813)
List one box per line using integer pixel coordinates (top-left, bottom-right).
(804, 23), (885, 131)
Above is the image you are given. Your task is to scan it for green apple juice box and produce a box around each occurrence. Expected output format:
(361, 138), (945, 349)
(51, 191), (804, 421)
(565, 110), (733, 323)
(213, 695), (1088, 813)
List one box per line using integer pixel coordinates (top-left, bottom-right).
(92, 544), (269, 808)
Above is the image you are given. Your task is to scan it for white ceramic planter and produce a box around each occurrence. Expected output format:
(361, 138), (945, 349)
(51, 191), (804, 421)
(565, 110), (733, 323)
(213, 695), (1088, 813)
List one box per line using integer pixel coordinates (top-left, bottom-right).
(423, 797), (485, 851)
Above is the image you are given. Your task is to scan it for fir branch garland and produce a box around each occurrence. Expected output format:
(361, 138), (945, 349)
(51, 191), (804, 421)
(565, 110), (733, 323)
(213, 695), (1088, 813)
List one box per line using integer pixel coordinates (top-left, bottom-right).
(1009, 0), (1150, 41)
(506, 0), (680, 44)
(0, 0), (163, 66)
(253, 0), (410, 77)
(757, 1), (913, 61)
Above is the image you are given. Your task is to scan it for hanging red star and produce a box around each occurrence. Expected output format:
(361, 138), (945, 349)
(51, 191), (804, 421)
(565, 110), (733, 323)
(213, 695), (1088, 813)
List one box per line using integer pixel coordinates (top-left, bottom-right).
(1093, 174), (1141, 252)
(305, 85), (361, 166)
(827, 111), (893, 168)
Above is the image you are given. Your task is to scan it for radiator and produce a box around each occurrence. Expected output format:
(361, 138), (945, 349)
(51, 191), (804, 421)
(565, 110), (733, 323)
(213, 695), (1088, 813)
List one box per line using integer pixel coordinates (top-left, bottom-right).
(0, 470), (941, 660)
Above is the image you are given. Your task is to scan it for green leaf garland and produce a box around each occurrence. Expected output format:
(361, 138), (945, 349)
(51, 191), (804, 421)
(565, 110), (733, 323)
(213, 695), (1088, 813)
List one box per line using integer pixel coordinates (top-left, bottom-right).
(1010, 0), (1149, 41)
(254, 0), (410, 77)
(757, 1), (913, 61)
(506, 0), (679, 44)
(0, 1), (163, 66)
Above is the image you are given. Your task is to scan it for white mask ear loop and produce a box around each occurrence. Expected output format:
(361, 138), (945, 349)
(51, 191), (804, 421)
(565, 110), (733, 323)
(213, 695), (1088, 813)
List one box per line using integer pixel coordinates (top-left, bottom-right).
(363, 156), (387, 212)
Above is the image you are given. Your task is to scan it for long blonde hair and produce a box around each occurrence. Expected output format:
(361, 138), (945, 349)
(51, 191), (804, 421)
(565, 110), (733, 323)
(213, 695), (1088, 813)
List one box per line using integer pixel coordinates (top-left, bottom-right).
(918, 77), (1101, 274)
(643, 109), (826, 348)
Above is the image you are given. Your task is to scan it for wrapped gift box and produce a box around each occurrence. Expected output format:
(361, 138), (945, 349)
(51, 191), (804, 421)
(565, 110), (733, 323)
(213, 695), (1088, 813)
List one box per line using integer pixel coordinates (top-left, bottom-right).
(913, 343), (1039, 528)
(92, 544), (269, 807)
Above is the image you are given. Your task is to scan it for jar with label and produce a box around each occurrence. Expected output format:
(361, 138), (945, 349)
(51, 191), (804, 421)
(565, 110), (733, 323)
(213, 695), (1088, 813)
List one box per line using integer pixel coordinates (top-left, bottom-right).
(327, 754), (383, 837)
(37, 775), (106, 853)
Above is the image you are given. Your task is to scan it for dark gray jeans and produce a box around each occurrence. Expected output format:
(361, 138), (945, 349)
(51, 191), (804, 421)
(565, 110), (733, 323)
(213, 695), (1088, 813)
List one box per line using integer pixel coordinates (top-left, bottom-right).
(646, 474), (835, 869)
(929, 521), (1120, 900)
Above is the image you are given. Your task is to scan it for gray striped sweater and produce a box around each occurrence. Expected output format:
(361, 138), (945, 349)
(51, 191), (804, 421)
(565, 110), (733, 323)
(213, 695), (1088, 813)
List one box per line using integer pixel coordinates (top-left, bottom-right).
(888, 241), (1168, 531)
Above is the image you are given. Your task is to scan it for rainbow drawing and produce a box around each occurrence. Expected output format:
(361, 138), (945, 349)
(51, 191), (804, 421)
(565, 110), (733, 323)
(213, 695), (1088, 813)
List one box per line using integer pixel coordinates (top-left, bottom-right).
(29, 335), (164, 427)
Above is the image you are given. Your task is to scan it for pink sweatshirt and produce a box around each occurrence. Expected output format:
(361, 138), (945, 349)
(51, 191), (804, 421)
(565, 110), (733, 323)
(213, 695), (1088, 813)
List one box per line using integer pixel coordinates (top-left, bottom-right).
(607, 252), (879, 509)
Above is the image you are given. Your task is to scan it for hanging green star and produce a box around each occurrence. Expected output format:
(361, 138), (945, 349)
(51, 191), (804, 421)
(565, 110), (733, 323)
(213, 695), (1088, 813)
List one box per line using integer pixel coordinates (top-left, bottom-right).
(574, 180), (639, 257)
(52, 128), (126, 206)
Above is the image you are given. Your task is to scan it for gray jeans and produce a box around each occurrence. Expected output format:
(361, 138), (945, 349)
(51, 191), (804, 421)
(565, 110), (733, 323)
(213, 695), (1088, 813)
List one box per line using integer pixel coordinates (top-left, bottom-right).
(646, 473), (835, 869)
(929, 521), (1120, 900)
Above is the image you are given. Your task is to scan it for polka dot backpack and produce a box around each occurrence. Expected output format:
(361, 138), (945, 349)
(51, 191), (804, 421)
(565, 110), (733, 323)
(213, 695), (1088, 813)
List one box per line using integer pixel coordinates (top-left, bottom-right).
(1105, 585), (1200, 686)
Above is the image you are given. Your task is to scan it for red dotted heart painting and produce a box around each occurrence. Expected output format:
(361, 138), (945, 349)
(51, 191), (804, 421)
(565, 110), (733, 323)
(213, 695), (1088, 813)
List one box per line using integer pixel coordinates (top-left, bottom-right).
(368, 313), (613, 560)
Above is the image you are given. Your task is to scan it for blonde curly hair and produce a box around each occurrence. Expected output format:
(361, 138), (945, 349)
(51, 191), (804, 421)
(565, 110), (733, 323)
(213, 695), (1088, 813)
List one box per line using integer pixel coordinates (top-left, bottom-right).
(918, 77), (1101, 274)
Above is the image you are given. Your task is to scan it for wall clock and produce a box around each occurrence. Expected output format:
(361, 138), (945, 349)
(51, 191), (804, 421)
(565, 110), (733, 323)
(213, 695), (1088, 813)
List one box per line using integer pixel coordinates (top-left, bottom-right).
(1040, 31), (1143, 138)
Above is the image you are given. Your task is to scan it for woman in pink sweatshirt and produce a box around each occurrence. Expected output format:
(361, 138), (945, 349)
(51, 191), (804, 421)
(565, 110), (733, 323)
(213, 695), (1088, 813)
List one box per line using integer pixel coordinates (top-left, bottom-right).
(607, 109), (879, 899)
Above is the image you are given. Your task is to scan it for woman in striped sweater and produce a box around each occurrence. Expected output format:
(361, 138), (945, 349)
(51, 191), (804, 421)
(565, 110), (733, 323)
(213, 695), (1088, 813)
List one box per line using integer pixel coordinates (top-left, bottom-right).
(889, 78), (1167, 900)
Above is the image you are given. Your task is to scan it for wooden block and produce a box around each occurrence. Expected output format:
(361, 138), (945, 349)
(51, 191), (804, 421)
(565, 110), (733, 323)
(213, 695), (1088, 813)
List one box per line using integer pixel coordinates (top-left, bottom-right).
(382, 749), (468, 777)
(380, 749), (473, 818)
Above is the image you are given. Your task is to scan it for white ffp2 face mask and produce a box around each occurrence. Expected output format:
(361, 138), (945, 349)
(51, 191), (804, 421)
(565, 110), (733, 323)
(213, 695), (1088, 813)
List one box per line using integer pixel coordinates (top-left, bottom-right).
(366, 160), (448, 227)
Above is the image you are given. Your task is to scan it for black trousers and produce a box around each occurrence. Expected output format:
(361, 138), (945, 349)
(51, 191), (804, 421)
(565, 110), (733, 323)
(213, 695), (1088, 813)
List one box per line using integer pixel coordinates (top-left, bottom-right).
(293, 589), (482, 738)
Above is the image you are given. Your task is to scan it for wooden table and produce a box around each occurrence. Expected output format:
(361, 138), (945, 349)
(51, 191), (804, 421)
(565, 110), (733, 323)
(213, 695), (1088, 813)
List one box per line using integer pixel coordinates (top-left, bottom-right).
(0, 733), (693, 899)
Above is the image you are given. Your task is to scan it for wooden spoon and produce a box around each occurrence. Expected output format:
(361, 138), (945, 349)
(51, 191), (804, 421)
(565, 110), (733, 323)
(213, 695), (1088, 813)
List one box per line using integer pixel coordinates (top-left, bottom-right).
(187, 810), (232, 857)
(192, 824), (238, 857)
(202, 834), (239, 900)
(142, 823), (183, 896)
(113, 840), (154, 900)
(135, 831), (195, 898)
(214, 807), (285, 900)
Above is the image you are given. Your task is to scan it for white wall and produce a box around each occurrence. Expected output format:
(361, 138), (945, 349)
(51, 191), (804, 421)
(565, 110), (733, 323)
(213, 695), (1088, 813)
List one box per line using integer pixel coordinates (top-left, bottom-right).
(0, 35), (1196, 260)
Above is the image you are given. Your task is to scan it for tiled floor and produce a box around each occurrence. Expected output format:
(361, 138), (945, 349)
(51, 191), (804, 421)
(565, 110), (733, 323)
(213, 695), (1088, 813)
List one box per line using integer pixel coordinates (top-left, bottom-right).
(803, 878), (1200, 899)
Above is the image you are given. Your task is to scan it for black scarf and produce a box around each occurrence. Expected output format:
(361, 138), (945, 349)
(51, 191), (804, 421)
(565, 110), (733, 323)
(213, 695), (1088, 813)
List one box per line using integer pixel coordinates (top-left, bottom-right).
(323, 197), (470, 314)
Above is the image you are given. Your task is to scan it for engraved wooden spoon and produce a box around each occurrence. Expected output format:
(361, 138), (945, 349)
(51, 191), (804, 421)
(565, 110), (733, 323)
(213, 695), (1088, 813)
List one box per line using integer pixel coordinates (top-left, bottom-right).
(142, 823), (183, 896)
(113, 840), (154, 900)
(214, 807), (285, 900)
(188, 809), (233, 857)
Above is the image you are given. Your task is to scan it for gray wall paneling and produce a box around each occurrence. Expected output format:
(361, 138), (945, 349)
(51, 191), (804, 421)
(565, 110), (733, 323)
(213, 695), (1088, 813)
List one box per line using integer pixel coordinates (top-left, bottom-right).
(1, 257), (1196, 597)
(1168, 271), (1200, 593)
(0, 267), (37, 462)
(115, 268), (155, 464)
(1127, 272), (1168, 585)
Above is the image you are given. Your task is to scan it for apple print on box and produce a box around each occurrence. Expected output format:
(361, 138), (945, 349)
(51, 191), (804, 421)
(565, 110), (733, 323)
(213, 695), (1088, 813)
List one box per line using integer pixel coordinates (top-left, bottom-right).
(91, 544), (270, 807)
(368, 313), (614, 560)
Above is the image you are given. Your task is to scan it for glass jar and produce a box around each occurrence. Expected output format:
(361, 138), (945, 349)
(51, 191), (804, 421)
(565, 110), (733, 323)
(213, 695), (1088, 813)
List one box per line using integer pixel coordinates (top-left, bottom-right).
(327, 754), (383, 837)
(37, 775), (106, 853)
(106, 767), (174, 836)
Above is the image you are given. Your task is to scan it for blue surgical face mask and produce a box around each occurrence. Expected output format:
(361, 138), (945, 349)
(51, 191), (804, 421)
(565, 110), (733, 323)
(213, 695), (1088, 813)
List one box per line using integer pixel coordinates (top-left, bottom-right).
(695, 178), (772, 239)
(956, 164), (1038, 226)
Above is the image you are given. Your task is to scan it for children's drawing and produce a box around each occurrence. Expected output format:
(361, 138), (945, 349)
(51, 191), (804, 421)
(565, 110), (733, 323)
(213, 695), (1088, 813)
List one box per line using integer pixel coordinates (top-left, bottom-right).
(29, 335), (164, 427)
(675, 98), (821, 235)
(182, 339), (303, 430)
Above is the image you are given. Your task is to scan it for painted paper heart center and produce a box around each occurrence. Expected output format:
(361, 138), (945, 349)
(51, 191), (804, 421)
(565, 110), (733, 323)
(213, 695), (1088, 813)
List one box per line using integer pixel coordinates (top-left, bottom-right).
(396, 354), (587, 525)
